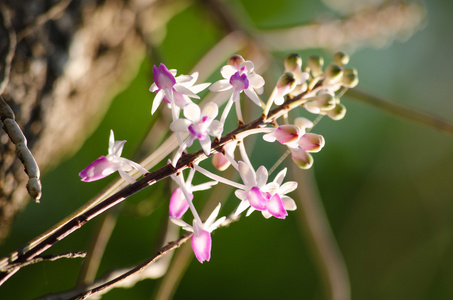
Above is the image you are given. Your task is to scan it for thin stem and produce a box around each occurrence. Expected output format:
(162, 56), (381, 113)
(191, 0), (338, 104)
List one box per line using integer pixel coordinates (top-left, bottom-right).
(220, 91), (236, 125)
(68, 232), (193, 300)
(194, 165), (245, 190)
(175, 173), (202, 224)
(347, 89), (453, 136)
(238, 141), (253, 170)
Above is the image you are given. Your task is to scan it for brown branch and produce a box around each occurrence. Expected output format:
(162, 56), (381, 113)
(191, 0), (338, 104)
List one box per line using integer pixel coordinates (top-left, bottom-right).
(3, 251), (86, 272)
(69, 232), (192, 300)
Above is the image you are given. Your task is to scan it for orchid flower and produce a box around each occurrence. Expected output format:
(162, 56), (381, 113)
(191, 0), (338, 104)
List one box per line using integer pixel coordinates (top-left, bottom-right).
(170, 203), (226, 263)
(234, 161), (297, 219)
(79, 130), (148, 184)
(150, 64), (210, 117)
(263, 117), (325, 169)
(170, 102), (223, 165)
(209, 55), (265, 124)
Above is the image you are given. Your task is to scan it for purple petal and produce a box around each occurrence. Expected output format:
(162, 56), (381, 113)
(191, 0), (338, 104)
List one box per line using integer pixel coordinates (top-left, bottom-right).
(169, 188), (191, 219)
(153, 64), (176, 90)
(191, 227), (212, 263)
(247, 187), (267, 211)
(266, 193), (288, 219)
(79, 156), (116, 182)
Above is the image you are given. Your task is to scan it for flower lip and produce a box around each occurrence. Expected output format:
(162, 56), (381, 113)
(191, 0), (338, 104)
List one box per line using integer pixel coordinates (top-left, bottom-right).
(230, 72), (249, 91)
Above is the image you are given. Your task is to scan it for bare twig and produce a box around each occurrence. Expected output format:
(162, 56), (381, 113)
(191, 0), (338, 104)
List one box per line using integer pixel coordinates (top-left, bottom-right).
(0, 96), (42, 201)
(3, 251), (86, 272)
(69, 232), (193, 300)
(347, 89), (453, 136)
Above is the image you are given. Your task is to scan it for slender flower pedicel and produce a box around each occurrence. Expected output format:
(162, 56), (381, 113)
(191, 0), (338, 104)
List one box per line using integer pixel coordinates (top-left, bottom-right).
(79, 130), (148, 184)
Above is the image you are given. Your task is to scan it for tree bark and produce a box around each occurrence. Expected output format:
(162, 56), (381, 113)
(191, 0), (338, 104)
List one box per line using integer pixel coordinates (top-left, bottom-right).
(0, 0), (151, 242)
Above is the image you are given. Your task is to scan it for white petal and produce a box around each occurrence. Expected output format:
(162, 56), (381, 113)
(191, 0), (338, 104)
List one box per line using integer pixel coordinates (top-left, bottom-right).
(210, 216), (226, 231)
(240, 61), (255, 72)
(246, 206), (256, 217)
(192, 181), (218, 191)
(108, 130), (115, 154)
(274, 168), (287, 185)
(149, 83), (158, 92)
(175, 74), (193, 84)
(280, 181), (298, 194)
(118, 169), (136, 184)
(220, 65), (237, 79)
(169, 217), (193, 232)
(209, 80), (232, 92)
(255, 166), (268, 187)
(244, 88), (262, 106)
(183, 103), (201, 122)
(201, 102), (218, 119)
(191, 82), (211, 94)
(151, 90), (164, 115)
(200, 137), (212, 155)
(282, 196), (297, 211)
(238, 161), (256, 187)
(248, 73), (265, 89)
(234, 189), (246, 201)
(205, 203), (221, 228)
(174, 84), (200, 99)
(235, 200), (251, 216)
(170, 119), (191, 132)
(262, 131), (277, 142)
(208, 120), (223, 137)
(261, 210), (272, 219)
(265, 182), (279, 195)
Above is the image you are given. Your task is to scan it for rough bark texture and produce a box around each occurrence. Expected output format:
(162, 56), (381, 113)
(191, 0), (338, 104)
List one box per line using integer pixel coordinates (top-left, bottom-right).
(0, 0), (152, 242)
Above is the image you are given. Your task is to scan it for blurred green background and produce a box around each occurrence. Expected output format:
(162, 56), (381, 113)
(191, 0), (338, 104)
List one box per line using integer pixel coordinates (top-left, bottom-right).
(2, 0), (453, 299)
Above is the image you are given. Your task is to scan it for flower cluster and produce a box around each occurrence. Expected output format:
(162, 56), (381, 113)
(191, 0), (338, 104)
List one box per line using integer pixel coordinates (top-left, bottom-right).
(79, 52), (358, 263)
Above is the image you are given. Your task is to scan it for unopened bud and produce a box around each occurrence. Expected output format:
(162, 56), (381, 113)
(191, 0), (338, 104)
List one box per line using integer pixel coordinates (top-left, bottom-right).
(317, 93), (336, 111)
(324, 64), (343, 83)
(342, 68), (359, 88)
(333, 52), (349, 66)
(307, 55), (324, 77)
(284, 53), (302, 73)
(327, 103), (346, 120)
(277, 72), (296, 89)
(227, 55), (245, 69)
